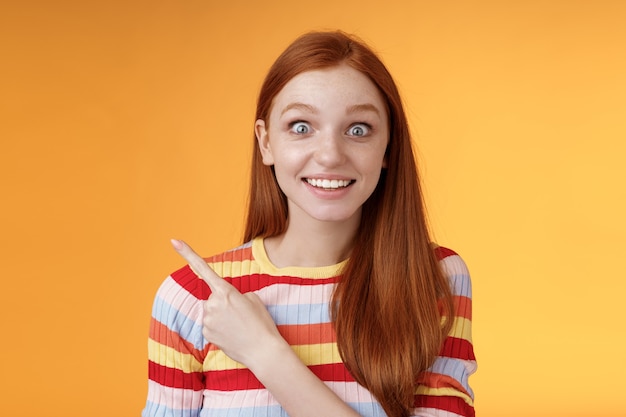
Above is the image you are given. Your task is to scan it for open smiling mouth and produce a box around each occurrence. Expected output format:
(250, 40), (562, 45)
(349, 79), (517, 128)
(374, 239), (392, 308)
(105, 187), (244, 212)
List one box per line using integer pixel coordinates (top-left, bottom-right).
(305, 178), (355, 190)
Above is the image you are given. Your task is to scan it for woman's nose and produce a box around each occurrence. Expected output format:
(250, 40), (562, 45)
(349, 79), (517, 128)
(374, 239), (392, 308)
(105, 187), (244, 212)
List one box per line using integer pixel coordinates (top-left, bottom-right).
(313, 131), (346, 167)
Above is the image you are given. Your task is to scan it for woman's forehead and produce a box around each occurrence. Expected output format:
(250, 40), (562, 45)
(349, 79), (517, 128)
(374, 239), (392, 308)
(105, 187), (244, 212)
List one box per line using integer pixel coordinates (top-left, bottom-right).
(269, 65), (386, 117)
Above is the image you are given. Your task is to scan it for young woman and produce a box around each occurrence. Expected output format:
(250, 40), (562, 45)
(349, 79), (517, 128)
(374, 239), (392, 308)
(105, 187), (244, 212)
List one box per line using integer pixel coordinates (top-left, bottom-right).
(143, 31), (476, 417)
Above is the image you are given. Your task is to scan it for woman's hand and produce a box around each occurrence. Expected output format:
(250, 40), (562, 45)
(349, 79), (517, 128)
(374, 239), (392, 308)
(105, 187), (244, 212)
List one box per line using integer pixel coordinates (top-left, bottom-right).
(170, 239), (285, 367)
(170, 238), (360, 417)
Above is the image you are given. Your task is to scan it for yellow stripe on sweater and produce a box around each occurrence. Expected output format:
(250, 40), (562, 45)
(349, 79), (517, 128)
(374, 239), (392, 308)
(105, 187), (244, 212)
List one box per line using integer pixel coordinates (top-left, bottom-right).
(292, 342), (343, 365)
(448, 317), (472, 342)
(204, 342), (342, 371)
(415, 385), (474, 407)
(148, 339), (203, 372)
(207, 260), (259, 277)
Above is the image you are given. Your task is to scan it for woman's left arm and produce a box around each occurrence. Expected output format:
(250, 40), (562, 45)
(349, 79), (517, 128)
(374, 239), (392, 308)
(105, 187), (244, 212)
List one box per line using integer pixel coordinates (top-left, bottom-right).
(412, 250), (477, 417)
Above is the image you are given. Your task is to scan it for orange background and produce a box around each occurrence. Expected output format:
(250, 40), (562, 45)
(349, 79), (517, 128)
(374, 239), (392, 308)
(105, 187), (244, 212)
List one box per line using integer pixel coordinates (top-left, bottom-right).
(1, 1), (625, 416)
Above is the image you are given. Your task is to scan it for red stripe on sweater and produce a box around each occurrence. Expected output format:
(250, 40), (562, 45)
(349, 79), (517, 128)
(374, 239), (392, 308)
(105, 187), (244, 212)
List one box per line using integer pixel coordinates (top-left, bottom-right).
(169, 265), (211, 300)
(206, 246), (254, 264)
(440, 337), (476, 361)
(149, 319), (208, 363)
(434, 246), (458, 260)
(148, 361), (205, 390)
(204, 363), (355, 390)
(227, 274), (338, 291)
(453, 295), (472, 320)
(310, 362), (355, 382)
(204, 323), (338, 352)
(438, 295), (471, 322)
(417, 372), (471, 397)
(279, 322), (336, 345)
(204, 367), (263, 390)
(170, 266), (338, 300)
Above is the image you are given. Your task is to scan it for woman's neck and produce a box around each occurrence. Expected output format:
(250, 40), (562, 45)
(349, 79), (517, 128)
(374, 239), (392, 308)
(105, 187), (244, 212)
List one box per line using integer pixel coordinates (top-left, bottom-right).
(263, 215), (360, 268)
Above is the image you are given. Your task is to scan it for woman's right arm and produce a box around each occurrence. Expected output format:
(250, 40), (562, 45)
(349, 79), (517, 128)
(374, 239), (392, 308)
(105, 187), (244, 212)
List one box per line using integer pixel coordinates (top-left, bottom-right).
(173, 239), (362, 417)
(142, 267), (208, 417)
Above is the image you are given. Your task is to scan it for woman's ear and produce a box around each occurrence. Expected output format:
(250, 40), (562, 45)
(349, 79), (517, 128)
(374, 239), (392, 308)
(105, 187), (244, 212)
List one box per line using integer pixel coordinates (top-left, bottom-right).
(255, 119), (274, 166)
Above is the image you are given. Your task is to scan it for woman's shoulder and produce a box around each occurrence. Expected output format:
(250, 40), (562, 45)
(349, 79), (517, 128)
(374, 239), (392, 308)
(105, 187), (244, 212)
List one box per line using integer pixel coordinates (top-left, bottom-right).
(157, 240), (255, 303)
(432, 244), (472, 299)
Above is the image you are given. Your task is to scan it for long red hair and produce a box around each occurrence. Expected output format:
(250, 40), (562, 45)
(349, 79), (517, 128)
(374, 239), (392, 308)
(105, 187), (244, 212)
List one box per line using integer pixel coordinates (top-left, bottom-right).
(244, 31), (454, 417)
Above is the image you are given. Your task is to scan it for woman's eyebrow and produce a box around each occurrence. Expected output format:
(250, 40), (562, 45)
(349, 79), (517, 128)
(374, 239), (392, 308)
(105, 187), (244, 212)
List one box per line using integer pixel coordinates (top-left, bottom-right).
(346, 103), (381, 116)
(281, 102), (319, 116)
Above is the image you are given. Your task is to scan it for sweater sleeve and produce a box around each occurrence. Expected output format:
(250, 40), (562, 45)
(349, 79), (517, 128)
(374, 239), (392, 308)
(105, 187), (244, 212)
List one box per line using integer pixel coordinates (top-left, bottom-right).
(412, 249), (477, 417)
(142, 266), (210, 417)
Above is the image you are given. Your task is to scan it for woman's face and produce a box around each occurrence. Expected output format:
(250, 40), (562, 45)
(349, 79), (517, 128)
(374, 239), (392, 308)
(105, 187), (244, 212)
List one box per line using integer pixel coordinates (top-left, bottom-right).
(255, 64), (389, 228)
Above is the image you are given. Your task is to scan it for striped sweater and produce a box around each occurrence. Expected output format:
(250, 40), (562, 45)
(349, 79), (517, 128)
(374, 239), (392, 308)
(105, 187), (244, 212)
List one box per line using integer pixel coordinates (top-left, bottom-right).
(143, 238), (476, 417)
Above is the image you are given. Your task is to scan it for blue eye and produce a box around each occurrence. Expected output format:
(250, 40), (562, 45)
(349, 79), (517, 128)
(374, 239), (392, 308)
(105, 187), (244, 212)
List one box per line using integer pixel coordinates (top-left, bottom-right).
(348, 124), (370, 137)
(290, 122), (310, 134)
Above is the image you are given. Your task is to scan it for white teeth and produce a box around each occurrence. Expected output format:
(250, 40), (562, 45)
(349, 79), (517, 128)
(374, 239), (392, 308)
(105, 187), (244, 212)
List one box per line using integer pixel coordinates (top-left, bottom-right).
(306, 178), (352, 189)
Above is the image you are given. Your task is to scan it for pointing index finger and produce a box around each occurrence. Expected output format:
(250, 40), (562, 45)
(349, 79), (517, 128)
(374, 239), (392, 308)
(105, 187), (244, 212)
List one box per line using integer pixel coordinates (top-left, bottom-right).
(170, 239), (227, 293)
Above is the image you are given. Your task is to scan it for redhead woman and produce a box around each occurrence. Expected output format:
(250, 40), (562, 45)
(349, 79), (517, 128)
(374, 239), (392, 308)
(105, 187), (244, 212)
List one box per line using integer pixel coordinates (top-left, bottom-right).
(143, 31), (476, 417)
